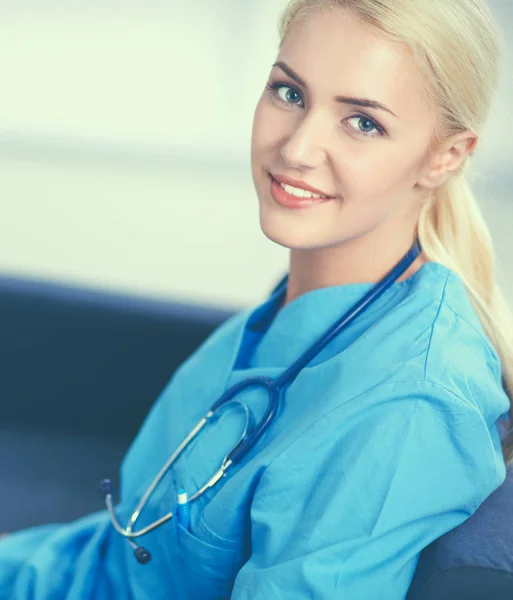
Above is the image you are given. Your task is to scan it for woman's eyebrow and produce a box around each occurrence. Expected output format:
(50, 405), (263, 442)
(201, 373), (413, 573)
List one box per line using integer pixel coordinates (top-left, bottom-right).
(272, 61), (399, 119)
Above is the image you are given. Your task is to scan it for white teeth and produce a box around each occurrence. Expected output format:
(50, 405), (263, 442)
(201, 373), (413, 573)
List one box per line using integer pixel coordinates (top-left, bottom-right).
(279, 182), (328, 199)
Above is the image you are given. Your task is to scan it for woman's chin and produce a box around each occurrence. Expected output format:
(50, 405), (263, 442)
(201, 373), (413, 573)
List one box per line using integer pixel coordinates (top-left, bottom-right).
(259, 219), (318, 250)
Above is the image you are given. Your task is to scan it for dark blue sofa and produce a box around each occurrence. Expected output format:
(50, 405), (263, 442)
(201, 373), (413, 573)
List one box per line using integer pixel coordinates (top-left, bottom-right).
(1, 274), (512, 599)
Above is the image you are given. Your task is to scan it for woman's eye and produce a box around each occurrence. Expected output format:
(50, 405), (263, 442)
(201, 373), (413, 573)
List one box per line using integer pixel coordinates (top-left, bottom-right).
(345, 115), (386, 139)
(265, 81), (304, 107)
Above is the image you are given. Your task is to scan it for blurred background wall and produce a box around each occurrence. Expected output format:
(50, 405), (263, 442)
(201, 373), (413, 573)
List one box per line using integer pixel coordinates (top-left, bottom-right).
(0, 0), (511, 310)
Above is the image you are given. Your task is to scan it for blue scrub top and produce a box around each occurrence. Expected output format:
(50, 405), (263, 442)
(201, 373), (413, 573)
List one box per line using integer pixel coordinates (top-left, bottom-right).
(0, 261), (509, 599)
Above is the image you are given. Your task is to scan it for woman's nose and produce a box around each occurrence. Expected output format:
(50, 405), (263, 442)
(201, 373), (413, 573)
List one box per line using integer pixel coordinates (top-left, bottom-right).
(280, 113), (328, 169)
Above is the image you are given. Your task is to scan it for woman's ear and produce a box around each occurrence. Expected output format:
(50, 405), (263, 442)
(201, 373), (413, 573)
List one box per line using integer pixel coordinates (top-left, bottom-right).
(417, 131), (478, 191)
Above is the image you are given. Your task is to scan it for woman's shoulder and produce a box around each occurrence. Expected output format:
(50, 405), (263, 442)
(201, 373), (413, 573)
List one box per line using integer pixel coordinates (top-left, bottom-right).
(421, 265), (506, 420)
(323, 262), (506, 419)
(384, 262), (505, 422)
(375, 262), (501, 379)
(431, 264), (499, 358)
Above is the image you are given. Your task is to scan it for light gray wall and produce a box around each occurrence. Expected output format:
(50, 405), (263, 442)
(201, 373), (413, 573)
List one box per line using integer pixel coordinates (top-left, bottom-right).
(0, 0), (510, 309)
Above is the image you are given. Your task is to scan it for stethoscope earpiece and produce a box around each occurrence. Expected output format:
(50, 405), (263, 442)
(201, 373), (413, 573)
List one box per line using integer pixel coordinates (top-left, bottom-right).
(134, 546), (152, 565)
(99, 479), (113, 498)
(100, 479), (153, 565)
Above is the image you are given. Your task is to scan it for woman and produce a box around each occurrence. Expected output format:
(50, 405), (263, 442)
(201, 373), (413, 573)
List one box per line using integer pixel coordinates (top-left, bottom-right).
(1, 0), (512, 598)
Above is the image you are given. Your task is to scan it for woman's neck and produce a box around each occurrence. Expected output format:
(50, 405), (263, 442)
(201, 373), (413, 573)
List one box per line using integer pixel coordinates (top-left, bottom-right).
(282, 238), (428, 309)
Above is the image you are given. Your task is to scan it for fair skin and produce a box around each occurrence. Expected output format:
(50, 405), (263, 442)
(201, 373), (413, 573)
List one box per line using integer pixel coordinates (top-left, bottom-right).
(251, 8), (477, 308)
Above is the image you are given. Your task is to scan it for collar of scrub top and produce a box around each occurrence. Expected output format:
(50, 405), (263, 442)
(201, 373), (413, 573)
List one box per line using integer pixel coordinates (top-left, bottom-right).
(246, 274), (288, 334)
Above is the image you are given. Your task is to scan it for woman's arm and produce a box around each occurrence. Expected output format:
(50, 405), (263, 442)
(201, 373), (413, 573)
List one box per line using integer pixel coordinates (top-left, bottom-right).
(0, 511), (122, 598)
(230, 380), (505, 599)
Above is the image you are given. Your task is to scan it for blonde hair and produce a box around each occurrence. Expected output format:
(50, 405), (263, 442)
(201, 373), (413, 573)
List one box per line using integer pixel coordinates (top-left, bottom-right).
(278, 0), (513, 463)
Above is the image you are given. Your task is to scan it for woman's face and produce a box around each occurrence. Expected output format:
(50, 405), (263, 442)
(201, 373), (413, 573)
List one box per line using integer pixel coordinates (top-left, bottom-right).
(251, 9), (441, 252)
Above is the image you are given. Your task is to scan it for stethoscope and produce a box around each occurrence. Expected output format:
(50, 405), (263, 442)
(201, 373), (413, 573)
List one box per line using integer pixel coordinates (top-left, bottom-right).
(100, 236), (423, 564)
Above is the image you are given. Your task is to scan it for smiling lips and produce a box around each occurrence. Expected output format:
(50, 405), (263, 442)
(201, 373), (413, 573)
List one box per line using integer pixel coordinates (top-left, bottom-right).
(270, 175), (336, 209)
(271, 173), (335, 199)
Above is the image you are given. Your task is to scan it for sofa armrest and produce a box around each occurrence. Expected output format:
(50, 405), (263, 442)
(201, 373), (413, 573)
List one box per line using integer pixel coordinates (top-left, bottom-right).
(0, 275), (237, 442)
